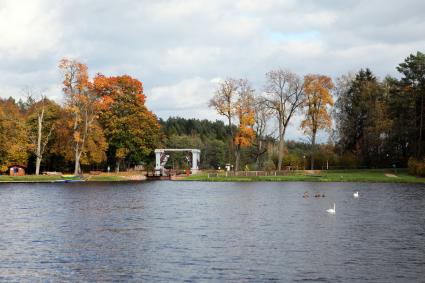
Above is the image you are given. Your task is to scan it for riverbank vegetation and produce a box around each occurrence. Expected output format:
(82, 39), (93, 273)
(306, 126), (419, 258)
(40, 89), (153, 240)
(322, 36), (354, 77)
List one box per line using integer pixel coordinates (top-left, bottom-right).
(0, 59), (160, 175)
(0, 173), (134, 182)
(163, 52), (425, 177)
(183, 169), (425, 183)
(0, 52), (424, 177)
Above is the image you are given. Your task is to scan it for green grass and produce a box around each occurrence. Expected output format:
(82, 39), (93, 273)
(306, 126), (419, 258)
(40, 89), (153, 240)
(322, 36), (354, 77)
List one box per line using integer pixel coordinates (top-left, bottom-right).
(0, 175), (62, 182)
(0, 174), (127, 182)
(86, 175), (127, 181)
(183, 169), (425, 183)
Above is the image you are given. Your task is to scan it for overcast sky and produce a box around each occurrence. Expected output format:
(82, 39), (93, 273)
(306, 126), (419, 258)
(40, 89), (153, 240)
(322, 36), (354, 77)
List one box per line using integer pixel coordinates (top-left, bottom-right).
(1, 0), (424, 140)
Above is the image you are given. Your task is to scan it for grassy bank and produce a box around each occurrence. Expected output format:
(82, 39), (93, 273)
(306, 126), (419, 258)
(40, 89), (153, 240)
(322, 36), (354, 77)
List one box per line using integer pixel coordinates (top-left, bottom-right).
(183, 169), (425, 183)
(85, 175), (128, 181)
(0, 175), (63, 182)
(0, 173), (137, 183)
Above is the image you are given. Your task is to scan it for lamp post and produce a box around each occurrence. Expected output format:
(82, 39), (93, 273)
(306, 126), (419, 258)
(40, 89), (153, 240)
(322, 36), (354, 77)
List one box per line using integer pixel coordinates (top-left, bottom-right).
(303, 155), (306, 170)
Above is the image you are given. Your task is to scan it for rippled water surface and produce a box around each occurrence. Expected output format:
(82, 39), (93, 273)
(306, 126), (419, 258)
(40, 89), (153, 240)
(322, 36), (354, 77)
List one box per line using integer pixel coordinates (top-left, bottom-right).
(1, 181), (425, 282)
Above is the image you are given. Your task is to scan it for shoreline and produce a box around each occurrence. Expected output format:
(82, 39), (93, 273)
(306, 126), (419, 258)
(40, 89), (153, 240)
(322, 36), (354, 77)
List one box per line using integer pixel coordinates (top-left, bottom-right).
(0, 174), (146, 183)
(180, 169), (425, 184)
(1, 170), (425, 184)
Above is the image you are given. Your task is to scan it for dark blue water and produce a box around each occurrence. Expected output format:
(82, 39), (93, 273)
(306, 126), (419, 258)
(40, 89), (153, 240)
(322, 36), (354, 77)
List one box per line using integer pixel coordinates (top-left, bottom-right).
(0, 181), (424, 282)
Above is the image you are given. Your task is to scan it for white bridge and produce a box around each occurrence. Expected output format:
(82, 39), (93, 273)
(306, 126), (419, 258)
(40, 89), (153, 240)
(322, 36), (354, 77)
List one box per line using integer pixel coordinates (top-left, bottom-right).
(154, 148), (200, 176)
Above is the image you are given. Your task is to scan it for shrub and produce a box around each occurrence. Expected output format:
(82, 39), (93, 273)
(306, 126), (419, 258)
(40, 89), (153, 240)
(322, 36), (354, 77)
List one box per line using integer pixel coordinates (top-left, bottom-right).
(408, 157), (425, 177)
(408, 157), (417, 175)
(339, 152), (358, 169)
(263, 159), (276, 171)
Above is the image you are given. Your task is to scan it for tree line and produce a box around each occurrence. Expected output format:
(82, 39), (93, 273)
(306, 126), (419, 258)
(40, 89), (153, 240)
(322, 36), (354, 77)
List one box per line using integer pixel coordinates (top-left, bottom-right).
(208, 51), (425, 174)
(0, 59), (160, 175)
(0, 52), (424, 175)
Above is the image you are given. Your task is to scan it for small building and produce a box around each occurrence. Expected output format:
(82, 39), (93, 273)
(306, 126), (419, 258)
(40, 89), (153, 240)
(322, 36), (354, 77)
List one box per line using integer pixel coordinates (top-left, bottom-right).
(9, 165), (26, 176)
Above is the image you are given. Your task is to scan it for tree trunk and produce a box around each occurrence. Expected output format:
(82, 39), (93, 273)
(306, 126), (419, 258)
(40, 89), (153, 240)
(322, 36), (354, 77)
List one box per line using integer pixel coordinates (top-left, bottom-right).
(234, 145), (240, 171)
(35, 109), (44, 175)
(418, 93), (424, 157)
(227, 116), (234, 164)
(255, 140), (262, 169)
(116, 160), (120, 173)
(311, 130), (317, 170)
(74, 150), (81, 175)
(35, 157), (42, 175)
(277, 123), (286, 171)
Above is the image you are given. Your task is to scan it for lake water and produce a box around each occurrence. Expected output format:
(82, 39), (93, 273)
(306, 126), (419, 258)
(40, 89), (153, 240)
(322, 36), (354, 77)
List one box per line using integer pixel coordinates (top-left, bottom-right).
(0, 181), (424, 282)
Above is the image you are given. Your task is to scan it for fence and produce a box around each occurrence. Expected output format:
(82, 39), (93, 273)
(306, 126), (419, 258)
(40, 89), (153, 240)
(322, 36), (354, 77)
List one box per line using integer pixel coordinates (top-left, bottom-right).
(206, 170), (303, 178)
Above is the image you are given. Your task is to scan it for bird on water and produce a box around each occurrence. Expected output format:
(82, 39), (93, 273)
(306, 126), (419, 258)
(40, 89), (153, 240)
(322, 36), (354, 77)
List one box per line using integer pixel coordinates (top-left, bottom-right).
(326, 203), (336, 214)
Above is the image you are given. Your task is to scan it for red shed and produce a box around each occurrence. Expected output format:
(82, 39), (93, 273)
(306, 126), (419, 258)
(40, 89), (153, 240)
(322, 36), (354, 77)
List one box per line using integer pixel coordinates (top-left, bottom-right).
(9, 165), (26, 176)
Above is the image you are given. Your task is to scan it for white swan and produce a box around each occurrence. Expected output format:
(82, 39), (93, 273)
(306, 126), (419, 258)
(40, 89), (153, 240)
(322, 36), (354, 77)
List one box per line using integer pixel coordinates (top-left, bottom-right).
(326, 203), (336, 214)
(353, 191), (359, 198)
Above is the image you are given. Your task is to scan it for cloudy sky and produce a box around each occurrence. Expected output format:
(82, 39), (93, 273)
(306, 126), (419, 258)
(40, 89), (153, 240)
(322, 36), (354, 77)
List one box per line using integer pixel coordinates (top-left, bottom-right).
(1, 0), (424, 140)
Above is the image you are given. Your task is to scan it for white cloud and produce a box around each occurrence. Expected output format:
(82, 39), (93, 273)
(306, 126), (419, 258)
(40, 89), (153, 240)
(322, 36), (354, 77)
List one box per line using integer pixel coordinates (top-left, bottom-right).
(0, 0), (59, 60)
(1, 0), (425, 141)
(147, 77), (222, 121)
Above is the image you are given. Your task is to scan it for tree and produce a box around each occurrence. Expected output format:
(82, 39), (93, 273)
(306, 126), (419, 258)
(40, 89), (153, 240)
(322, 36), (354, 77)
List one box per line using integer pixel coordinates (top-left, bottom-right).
(25, 89), (60, 175)
(334, 69), (392, 167)
(263, 69), (305, 170)
(252, 95), (272, 169)
(301, 74), (334, 169)
(50, 109), (107, 171)
(209, 78), (238, 164)
(94, 74), (161, 172)
(202, 139), (226, 169)
(164, 134), (203, 169)
(397, 51), (425, 158)
(233, 79), (256, 171)
(385, 76), (415, 164)
(0, 98), (29, 172)
(59, 58), (109, 175)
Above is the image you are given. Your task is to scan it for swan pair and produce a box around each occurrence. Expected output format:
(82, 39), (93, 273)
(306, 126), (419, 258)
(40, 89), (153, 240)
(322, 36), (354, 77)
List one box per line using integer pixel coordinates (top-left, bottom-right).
(326, 191), (359, 214)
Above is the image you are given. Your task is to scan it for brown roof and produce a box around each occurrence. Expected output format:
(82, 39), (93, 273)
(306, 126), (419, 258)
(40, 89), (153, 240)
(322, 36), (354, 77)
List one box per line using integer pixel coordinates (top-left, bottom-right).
(8, 164), (27, 169)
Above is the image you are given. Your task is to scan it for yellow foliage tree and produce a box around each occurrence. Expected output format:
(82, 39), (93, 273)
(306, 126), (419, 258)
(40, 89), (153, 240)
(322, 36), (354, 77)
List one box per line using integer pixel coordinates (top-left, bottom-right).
(59, 58), (109, 174)
(0, 98), (29, 172)
(234, 79), (256, 171)
(301, 74), (334, 170)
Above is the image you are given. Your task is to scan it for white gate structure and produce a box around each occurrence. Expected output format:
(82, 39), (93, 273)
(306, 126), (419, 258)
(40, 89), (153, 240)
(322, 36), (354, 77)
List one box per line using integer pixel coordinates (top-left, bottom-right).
(154, 148), (201, 176)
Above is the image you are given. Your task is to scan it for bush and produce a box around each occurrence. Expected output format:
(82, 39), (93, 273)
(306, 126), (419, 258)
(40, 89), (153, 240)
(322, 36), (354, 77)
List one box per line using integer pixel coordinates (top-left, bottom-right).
(263, 159), (276, 171)
(339, 152), (358, 169)
(408, 157), (425, 177)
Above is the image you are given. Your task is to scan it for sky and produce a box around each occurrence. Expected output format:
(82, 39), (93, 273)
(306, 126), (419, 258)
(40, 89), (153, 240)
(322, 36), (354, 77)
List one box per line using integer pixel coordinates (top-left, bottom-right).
(1, 0), (424, 141)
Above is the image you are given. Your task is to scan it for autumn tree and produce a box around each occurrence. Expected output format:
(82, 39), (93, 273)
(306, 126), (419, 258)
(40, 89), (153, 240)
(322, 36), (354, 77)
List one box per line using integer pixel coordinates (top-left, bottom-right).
(301, 74), (334, 169)
(252, 95), (272, 169)
(50, 108), (107, 171)
(25, 89), (60, 175)
(209, 78), (238, 164)
(263, 69), (305, 170)
(0, 98), (29, 172)
(94, 74), (161, 172)
(59, 58), (109, 175)
(233, 79), (256, 171)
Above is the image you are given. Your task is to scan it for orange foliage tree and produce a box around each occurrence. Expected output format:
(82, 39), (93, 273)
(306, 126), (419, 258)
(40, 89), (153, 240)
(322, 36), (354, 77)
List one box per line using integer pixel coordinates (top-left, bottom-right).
(301, 74), (334, 169)
(0, 98), (29, 172)
(59, 58), (110, 174)
(94, 74), (160, 172)
(233, 79), (256, 171)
